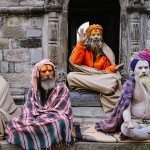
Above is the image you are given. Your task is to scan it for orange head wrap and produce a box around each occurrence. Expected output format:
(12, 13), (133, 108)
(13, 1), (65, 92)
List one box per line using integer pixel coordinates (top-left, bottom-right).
(85, 24), (103, 36)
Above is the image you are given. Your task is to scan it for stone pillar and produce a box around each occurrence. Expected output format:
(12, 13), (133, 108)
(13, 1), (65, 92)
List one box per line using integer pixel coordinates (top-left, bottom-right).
(129, 13), (142, 53)
(120, 0), (148, 78)
(43, 0), (67, 82)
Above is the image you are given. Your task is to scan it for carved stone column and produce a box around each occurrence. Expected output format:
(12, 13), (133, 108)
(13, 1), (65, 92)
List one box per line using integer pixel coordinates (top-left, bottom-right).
(43, 0), (67, 82)
(120, 0), (147, 78)
(129, 12), (141, 53)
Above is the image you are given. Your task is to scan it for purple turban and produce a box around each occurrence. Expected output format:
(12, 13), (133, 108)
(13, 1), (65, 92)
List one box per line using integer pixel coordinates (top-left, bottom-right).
(138, 49), (150, 63)
(130, 49), (150, 71)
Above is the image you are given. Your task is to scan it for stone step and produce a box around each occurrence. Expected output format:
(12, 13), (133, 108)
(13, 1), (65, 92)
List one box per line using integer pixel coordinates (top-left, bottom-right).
(70, 91), (101, 107)
(13, 92), (105, 124)
(72, 107), (109, 123)
(13, 91), (101, 107)
(1, 141), (150, 150)
(73, 142), (150, 150)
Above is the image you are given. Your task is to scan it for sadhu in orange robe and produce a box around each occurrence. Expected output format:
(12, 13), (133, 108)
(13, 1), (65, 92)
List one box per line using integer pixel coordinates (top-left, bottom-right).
(68, 42), (122, 112)
(70, 43), (117, 73)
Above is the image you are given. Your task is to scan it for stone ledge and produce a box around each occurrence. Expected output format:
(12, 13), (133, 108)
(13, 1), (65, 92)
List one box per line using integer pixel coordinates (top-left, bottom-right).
(1, 141), (150, 150)
(70, 91), (101, 107)
(13, 91), (102, 107)
(0, 5), (63, 14)
(0, 6), (44, 14)
(74, 142), (150, 150)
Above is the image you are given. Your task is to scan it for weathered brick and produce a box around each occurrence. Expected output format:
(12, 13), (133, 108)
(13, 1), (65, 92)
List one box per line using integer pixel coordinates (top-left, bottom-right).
(30, 48), (43, 64)
(15, 62), (32, 73)
(8, 62), (15, 73)
(2, 73), (31, 88)
(0, 0), (20, 7)
(0, 61), (8, 73)
(26, 28), (42, 38)
(4, 49), (29, 62)
(0, 18), (3, 27)
(34, 17), (43, 29)
(0, 29), (2, 38)
(0, 50), (3, 60)
(0, 38), (9, 49)
(19, 17), (34, 28)
(10, 87), (25, 95)
(19, 0), (44, 6)
(20, 38), (42, 48)
(146, 39), (150, 48)
(11, 39), (20, 49)
(2, 26), (25, 38)
(6, 17), (20, 27)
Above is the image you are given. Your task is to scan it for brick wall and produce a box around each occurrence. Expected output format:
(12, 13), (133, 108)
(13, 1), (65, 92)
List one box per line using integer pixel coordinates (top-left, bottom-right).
(0, 13), (44, 97)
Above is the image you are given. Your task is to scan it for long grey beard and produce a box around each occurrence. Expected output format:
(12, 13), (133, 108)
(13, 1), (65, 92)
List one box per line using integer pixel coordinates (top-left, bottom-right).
(138, 75), (150, 97)
(84, 39), (103, 51)
(91, 42), (103, 52)
(41, 78), (55, 91)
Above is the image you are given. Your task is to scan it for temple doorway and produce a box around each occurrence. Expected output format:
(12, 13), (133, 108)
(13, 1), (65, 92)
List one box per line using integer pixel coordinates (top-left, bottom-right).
(68, 0), (120, 71)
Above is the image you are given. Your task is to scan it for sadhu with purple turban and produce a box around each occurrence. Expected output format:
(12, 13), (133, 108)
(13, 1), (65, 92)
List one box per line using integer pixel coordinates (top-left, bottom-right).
(96, 49), (150, 141)
(5, 59), (74, 150)
(68, 24), (124, 112)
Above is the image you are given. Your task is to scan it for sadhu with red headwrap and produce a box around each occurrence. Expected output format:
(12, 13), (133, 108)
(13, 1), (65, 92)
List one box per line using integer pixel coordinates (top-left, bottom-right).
(96, 50), (150, 141)
(67, 24), (124, 112)
(5, 59), (74, 150)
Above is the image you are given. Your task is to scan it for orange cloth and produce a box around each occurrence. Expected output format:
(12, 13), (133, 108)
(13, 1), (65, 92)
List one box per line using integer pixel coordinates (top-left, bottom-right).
(70, 43), (117, 73)
(85, 24), (103, 36)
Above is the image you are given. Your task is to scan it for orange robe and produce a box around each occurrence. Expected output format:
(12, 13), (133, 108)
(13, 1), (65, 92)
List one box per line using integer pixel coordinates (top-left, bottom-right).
(70, 43), (117, 73)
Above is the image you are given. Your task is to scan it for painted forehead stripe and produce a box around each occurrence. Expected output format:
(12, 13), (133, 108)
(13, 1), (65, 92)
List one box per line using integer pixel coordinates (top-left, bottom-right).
(41, 65), (52, 71)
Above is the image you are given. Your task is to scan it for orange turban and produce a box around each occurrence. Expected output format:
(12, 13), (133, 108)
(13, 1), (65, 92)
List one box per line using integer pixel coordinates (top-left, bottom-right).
(85, 24), (103, 36)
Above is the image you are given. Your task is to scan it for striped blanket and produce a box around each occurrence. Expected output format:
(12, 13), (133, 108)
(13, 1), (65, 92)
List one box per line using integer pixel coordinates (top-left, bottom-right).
(5, 83), (73, 150)
(95, 75), (135, 132)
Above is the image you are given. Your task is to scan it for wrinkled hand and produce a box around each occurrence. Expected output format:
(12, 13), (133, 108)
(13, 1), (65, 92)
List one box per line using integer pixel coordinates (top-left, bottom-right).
(78, 28), (88, 44)
(115, 63), (124, 71)
(125, 121), (135, 129)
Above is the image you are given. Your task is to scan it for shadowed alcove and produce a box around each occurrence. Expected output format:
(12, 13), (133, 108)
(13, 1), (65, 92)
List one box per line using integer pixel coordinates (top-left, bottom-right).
(68, 0), (120, 72)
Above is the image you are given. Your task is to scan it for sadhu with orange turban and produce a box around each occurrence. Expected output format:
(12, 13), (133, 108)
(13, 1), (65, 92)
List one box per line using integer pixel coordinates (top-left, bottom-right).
(67, 23), (124, 112)
(85, 24), (103, 37)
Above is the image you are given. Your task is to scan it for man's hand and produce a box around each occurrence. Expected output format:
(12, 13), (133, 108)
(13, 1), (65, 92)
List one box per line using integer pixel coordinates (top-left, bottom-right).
(115, 63), (124, 71)
(78, 28), (88, 44)
(125, 121), (135, 129)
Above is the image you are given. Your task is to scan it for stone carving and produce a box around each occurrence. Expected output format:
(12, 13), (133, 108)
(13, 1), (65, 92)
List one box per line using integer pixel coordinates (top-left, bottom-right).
(48, 12), (59, 44)
(130, 13), (141, 53)
(58, 72), (66, 83)
(129, 0), (145, 5)
(46, 0), (62, 5)
(130, 23), (140, 43)
(48, 23), (58, 42)
(44, 0), (63, 12)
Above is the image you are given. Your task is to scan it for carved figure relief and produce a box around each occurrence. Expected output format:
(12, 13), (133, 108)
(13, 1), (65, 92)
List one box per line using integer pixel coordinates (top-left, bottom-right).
(129, 0), (145, 5)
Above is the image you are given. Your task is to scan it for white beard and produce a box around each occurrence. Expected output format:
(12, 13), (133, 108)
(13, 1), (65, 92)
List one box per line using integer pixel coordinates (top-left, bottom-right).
(136, 75), (150, 97)
(41, 78), (55, 91)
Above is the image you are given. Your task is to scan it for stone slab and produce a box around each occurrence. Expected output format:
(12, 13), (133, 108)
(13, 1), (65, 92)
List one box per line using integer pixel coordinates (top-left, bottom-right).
(70, 91), (101, 107)
(1, 141), (150, 150)
(13, 91), (102, 107)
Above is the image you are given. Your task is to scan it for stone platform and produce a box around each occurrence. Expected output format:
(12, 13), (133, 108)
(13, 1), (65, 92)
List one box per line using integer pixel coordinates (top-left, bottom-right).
(2, 91), (149, 150)
(1, 141), (150, 150)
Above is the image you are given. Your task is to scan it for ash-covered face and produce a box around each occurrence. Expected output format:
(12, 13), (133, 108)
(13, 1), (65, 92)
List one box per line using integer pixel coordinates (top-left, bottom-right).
(134, 60), (150, 95)
(134, 60), (150, 78)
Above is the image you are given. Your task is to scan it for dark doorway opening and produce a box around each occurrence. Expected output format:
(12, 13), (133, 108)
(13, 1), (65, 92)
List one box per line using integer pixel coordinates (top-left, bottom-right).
(68, 0), (120, 71)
